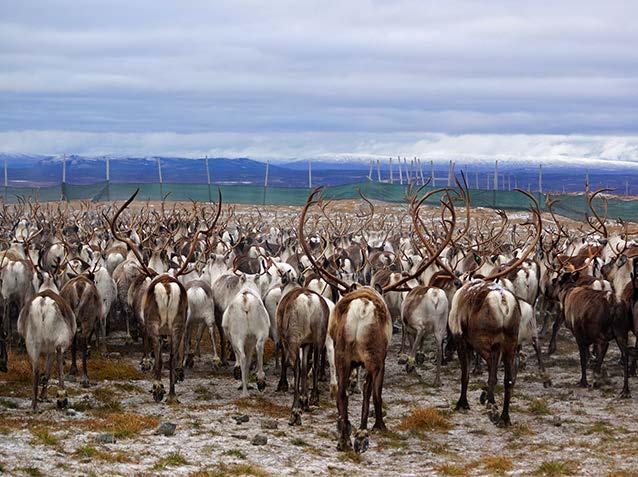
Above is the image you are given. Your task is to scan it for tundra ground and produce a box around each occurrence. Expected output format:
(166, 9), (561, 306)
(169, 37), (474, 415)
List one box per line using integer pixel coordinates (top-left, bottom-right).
(1, 325), (637, 477)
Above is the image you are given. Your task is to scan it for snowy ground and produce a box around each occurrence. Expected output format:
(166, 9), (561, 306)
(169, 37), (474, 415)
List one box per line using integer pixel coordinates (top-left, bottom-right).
(1, 325), (637, 477)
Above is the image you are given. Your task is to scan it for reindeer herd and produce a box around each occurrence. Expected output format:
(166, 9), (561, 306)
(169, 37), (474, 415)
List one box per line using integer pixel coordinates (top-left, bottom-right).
(0, 182), (636, 454)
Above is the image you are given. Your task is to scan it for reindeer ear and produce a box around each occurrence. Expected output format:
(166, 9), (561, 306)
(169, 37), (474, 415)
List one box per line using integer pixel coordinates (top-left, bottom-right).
(373, 283), (382, 294)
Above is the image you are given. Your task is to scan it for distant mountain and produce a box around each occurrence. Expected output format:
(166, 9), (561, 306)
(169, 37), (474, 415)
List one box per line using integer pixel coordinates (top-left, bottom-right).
(0, 153), (637, 194)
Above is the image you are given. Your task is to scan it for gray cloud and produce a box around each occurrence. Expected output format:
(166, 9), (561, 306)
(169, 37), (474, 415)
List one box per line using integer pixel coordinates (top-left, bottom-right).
(0, 0), (637, 157)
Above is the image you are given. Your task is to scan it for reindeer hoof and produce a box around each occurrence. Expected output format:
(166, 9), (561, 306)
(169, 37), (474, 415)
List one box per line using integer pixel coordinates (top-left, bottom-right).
(353, 430), (369, 454)
(276, 381), (289, 393)
(337, 437), (352, 452)
(495, 415), (511, 428)
(309, 393), (320, 407)
(80, 377), (90, 389)
(397, 354), (408, 365)
(256, 378), (266, 392)
(577, 380), (591, 389)
(66, 373), (77, 383)
(288, 408), (302, 426)
(619, 389), (632, 399)
(151, 382), (165, 403)
(405, 361), (415, 374)
(233, 366), (242, 380)
(56, 390), (68, 409)
(140, 358), (153, 372)
(455, 399), (470, 411)
(175, 368), (185, 383)
(185, 354), (195, 369)
(415, 352), (426, 366)
(39, 375), (48, 386)
(372, 420), (387, 431)
(479, 390), (488, 405)
(211, 357), (221, 371)
(166, 395), (180, 405)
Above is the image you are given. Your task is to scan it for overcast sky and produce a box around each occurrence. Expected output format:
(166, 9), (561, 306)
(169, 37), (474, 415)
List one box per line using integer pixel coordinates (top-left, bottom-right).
(1, 0), (637, 162)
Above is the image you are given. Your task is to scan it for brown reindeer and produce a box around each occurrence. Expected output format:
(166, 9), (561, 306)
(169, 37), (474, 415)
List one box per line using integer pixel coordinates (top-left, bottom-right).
(108, 189), (222, 403)
(448, 189), (541, 427)
(60, 273), (101, 387)
(299, 186), (456, 453)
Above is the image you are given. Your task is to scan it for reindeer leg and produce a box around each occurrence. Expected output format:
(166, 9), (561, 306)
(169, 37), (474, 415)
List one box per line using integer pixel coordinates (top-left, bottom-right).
(471, 350), (483, 375)
(433, 334), (443, 387)
(68, 334), (78, 380)
(455, 339), (471, 411)
(613, 321), (631, 399)
(371, 365), (386, 431)
(100, 310), (108, 354)
(406, 329), (424, 373)
(576, 339), (590, 388)
(318, 346), (327, 382)
(496, 347), (515, 427)
(167, 335), (179, 404)
(593, 340), (609, 388)
(183, 320), (194, 369)
(255, 336), (266, 392)
(310, 344), (321, 405)
(54, 346), (68, 410)
(289, 349), (302, 426)
(208, 323), (221, 370)
(336, 358), (352, 451)
(31, 360), (39, 412)
(215, 309), (228, 367)
(360, 371), (373, 430)
(354, 370), (373, 454)
(483, 348), (500, 407)
(40, 354), (54, 401)
(80, 335), (90, 388)
(151, 333), (165, 402)
(300, 346), (310, 411)
(193, 322), (205, 358)
(277, 347), (289, 392)
(547, 312), (564, 356)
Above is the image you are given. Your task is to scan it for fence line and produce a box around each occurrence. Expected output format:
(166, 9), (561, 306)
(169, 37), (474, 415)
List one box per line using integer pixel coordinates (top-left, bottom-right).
(1, 180), (636, 222)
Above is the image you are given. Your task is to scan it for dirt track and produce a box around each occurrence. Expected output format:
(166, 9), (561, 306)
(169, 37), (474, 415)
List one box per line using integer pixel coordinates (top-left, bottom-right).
(1, 325), (637, 477)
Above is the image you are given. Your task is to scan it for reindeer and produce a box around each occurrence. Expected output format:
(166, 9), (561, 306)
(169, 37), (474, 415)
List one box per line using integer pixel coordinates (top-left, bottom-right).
(14, 231), (76, 411)
(60, 271), (102, 387)
(222, 273), (269, 396)
(448, 189), (541, 427)
(276, 285), (330, 425)
(298, 186), (455, 453)
(108, 189), (222, 402)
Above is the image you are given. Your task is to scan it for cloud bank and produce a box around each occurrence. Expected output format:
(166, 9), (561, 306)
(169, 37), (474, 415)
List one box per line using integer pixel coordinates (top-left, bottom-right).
(1, 1), (637, 160)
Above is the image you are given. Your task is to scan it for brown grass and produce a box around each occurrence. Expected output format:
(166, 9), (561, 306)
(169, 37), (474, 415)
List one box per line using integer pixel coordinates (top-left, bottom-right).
(1, 350), (143, 384)
(398, 407), (451, 434)
(74, 445), (134, 463)
(190, 463), (270, 477)
(479, 455), (513, 474)
(234, 395), (289, 418)
(434, 464), (468, 476)
(81, 412), (159, 439)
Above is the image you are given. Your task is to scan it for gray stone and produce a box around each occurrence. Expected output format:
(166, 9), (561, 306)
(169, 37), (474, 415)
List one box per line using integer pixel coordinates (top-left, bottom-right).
(156, 422), (177, 436)
(251, 434), (268, 446)
(96, 433), (116, 444)
(552, 416), (562, 427)
(232, 414), (250, 425)
(261, 419), (278, 430)
(231, 434), (248, 440)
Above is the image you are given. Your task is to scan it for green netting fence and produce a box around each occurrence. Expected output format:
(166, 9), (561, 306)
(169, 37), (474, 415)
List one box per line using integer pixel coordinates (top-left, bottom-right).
(1, 181), (637, 222)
